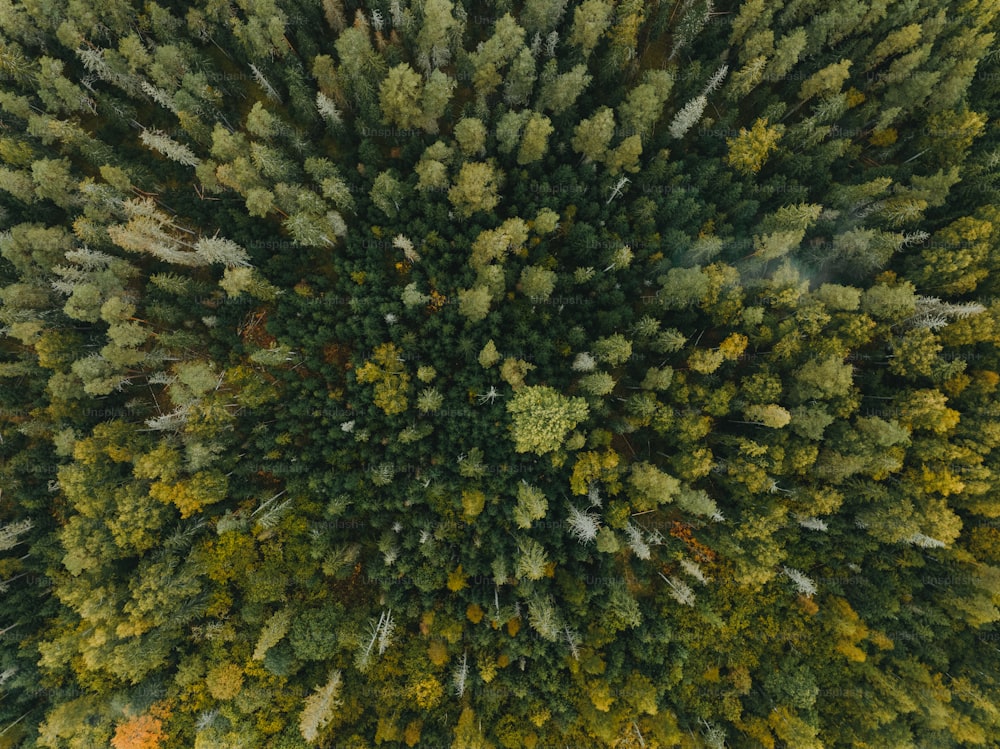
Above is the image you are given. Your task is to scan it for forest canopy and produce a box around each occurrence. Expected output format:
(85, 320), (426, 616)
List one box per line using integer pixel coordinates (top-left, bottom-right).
(2, 0), (1000, 747)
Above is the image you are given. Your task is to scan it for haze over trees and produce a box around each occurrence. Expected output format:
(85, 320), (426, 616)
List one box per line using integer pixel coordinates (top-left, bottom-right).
(1, 0), (1000, 747)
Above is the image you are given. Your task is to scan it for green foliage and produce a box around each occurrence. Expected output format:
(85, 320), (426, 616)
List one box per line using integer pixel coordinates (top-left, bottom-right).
(516, 113), (554, 165)
(726, 118), (784, 175)
(458, 285), (492, 323)
(568, 0), (614, 54)
(379, 63), (424, 129)
(507, 386), (589, 455)
(478, 339), (501, 368)
(454, 117), (487, 157)
(627, 461), (680, 511)
(299, 669), (342, 742)
(572, 106), (615, 162)
(4, 1), (1000, 747)
(449, 162), (501, 217)
(519, 265), (557, 301)
(513, 481), (549, 528)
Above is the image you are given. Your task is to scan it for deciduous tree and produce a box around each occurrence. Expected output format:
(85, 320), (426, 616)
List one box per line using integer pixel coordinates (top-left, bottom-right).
(507, 385), (588, 454)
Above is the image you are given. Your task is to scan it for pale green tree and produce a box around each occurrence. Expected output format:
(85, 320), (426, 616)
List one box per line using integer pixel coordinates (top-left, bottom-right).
(628, 461), (680, 511)
(726, 118), (784, 175)
(513, 481), (548, 528)
(593, 334), (632, 365)
(572, 106), (615, 162)
(416, 157), (450, 191)
(527, 595), (560, 640)
(299, 669), (342, 742)
(568, 0), (614, 55)
(420, 70), (456, 133)
(448, 162), (500, 217)
(519, 265), (557, 301)
(503, 46), (537, 106)
(605, 134), (643, 174)
(515, 537), (549, 580)
(517, 114), (554, 165)
(507, 385), (589, 454)
(245, 100), (279, 138)
(402, 282), (431, 308)
(31, 157), (76, 207)
(370, 171), (406, 218)
(521, 0), (568, 34)
(767, 28), (808, 80)
(668, 94), (707, 139)
(534, 208), (560, 234)
(579, 372), (615, 396)
(454, 117), (487, 157)
(793, 356), (854, 400)
(416, 0), (461, 71)
(417, 387), (444, 413)
(457, 286), (492, 323)
(253, 609), (292, 661)
(500, 357), (536, 389)
(617, 70), (674, 139)
(379, 63), (424, 128)
(742, 404), (792, 428)
(798, 58), (852, 101)
(334, 24), (387, 111)
(536, 62), (591, 115)
(194, 236), (250, 267)
(479, 339), (501, 368)
(139, 128), (200, 167)
(640, 366), (673, 390)
(496, 110), (530, 154)
(467, 13), (526, 98)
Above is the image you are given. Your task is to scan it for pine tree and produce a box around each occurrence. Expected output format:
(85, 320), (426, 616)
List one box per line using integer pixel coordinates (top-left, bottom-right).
(299, 669), (342, 742)
(515, 537), (549, 580)
(316, 91), (343, 127)
(194, 236), (251, 268)
(370, 171), (406, 218)
(139, 129), (200, 167)
(565, 504), (600, 544)
(798, 59), (852, 101)
(513, 481), (548, 528)
(253, 609), (292, 661)
(781, 566), (817, 597)
(527, 595), (560, 640)
(579, 371), (615, 396)
(496, 110), (530, 154)
(416, 0), (460, 72)
(521, 0), (569, 34)
(668, 94), (707, 139)
(659, 573), (695, 606)
(503, 46), (537, 106)
(0, 519), (32, 552)
(617, 71), (674, 139)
